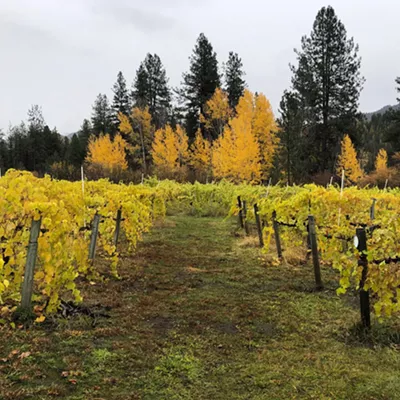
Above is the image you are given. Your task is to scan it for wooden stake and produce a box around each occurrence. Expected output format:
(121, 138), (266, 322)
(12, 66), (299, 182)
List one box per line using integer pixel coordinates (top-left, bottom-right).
(308, 215), (323, 290)
(237, 196), (244, 229)
(113, 209), (122, 247)
(356, 228), (371, 329)
(254, 204), (264, 247)
(20, 218), (42, 311)
(89, 213), (101, 261)
(242, 200), (250, 235)
(272, 211), (282, 259)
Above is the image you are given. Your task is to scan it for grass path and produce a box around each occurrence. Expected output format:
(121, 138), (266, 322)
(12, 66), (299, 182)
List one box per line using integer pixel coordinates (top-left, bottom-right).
(1, 216), (400, 399)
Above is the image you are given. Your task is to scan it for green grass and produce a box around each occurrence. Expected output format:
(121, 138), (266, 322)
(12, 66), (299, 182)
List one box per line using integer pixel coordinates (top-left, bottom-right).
(1, 216), (400, 399)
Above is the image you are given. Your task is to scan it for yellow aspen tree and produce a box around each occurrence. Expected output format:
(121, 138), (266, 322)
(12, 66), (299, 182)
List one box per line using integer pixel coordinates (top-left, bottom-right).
(200, 88), (232, 138)
(336, 134), (363, 183)
(175, 125), (189, 166)
(152, 125), (179, 173)
(86, 134), (129, 171)
(212, 126), (236, 180)
(253, 93), (278, 178)
(375, 149), (388, 173)
(190, 129), (212, 175)
(212, 91), (261, 183)
(230, 111), (261, 182)
(118, 107), (153, 173)
(152, 125), (189, 175)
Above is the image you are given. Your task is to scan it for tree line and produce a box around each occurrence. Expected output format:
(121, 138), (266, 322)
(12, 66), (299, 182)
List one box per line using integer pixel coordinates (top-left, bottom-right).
(0, 6), (399, 186)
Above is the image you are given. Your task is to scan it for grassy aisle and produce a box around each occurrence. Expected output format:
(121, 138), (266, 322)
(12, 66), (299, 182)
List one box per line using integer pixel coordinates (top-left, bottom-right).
(1, 216), (400, 400)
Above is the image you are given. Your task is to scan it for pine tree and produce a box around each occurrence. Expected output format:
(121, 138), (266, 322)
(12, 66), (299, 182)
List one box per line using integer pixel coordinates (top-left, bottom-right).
(0, 130), (8, 171)
(278, 91), (306, 185)
(91, 94), (113, 136)
(291, 6), (364, 173)
(225, 52), (246, 110)
(132, 54), (171, 128)
(337, 134), (363, 183)
(112, 71), (130, 129)
(180, 33), (221, 138)
(396, 77), (400, 102)
(132, 63), (149, 108)
(78, 119), (92, 160)
(68, 134), (83, 167)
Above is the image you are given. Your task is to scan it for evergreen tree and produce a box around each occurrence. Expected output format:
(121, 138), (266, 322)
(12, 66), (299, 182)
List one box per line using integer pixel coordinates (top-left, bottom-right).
(396, 77), (400, 102)
(180, 33), (221, 138)
(0, 130), (8, 172)
(112, 71), (130, 129)
(278, 91), (307, 184)
(225, 52), (246, 110)
(132, 63), (149, 108)
(145, 54), (171, 128)
(7, 123), (28, 170)
(91, 94), (113, 136)
(68, 134), (84, 167)
(132, 54), (171, 128)
(290, 6), (364, 173)
(78, 119), (92, 159)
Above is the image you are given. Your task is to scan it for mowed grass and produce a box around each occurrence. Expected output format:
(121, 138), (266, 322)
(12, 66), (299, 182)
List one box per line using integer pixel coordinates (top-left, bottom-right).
(1, 216), (400, 400)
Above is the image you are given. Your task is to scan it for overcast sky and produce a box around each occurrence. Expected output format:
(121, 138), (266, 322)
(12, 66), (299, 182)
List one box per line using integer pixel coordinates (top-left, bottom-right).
(0, 0), (399, 134)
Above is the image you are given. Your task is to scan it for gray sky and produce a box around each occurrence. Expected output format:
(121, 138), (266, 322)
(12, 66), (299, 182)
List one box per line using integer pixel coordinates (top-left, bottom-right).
(0, 0), (399, 134)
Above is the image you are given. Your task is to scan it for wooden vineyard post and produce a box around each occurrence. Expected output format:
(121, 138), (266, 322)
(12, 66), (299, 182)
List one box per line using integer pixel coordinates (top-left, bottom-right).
(89, 213), (101, 261)
(20, 218), (42, 311)
(237, 196), (244, 229)
(356, 228), (371, 329)
(242, 200), (250, 236)
(308, 215), (323, 290)
(370, 198), (376, 220)
(113, 209), (122, 247)
(272, 211), (282, 259)
(254, 204), (264, 248)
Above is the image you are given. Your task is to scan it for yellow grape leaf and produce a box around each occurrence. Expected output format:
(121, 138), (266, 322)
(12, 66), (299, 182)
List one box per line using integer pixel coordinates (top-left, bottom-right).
(35, 315), (46, 323)
(3, 280), (9, 288)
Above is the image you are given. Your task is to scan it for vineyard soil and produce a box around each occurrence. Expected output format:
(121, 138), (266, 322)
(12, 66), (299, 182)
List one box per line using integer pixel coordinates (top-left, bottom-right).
(1, 216), (400, 399)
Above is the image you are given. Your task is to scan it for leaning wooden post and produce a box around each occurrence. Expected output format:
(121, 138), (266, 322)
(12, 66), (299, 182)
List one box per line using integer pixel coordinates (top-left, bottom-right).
(254, 204), (264, 247)
(272, 211), (282, 259)
(237, 196), (244, 228)
(242, 200), (250, 236)
(20, 218), (42, 311)
(356, 227), (371, 329)
(89, 213), (101, 261)
(113, 209), (122, 247)
(308, 215), (323, 290)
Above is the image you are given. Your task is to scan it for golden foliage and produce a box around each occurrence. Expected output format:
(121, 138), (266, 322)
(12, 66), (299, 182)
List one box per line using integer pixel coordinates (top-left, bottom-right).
(336, 134), (363, 183)
(253, 93), (278, 176)
(375, 149), (388, 173)
(200, 88), (232, 137)
(118, 107), (154, 172)
(152, 125), (189, 175)
(212, 90), (262, 183)
(189, 129), (212, 174)
(86, 134), (129, 171)
(211, 89), (278, 183)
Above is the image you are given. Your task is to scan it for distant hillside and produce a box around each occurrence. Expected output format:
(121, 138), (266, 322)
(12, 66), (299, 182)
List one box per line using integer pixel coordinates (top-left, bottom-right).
(365, 104), (400, 120)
